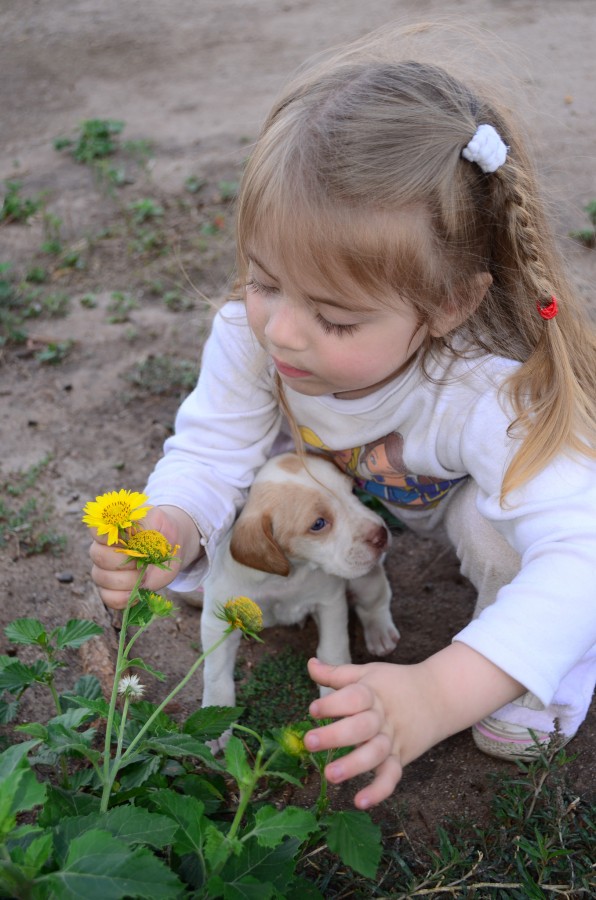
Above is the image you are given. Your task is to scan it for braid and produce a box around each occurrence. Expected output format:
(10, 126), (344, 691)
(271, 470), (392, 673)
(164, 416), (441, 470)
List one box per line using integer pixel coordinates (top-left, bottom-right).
(486, 151), (596, 499)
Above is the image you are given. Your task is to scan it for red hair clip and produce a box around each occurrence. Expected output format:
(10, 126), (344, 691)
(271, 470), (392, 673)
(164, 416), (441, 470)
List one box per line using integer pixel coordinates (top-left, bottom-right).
(537, 295), (558, 320)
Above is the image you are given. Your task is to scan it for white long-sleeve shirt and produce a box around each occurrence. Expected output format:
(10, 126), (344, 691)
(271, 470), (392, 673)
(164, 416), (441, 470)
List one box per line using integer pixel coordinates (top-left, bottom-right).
(146, 301), (596, 706)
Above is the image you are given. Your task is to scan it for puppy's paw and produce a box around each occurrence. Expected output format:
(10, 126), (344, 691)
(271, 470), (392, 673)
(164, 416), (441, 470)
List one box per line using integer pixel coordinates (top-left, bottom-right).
(363, 619), (400, 656)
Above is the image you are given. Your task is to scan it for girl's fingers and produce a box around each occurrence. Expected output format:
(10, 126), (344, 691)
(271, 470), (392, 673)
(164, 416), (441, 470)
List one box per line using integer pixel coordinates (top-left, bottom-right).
(308, 657), (373, 693)
(309, 682), (374, 721)
(91, 562), (140, 592)
(354, 754), (403, 809)
(94, 585), (134, 610)
(324, 731), (392, 784)
(304, 707), (380, 753)
(89, 540), (136, 570)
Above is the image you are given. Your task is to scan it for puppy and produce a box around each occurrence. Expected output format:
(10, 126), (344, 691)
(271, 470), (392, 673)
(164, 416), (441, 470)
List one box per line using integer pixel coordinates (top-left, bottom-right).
(200, 452), (399, 715)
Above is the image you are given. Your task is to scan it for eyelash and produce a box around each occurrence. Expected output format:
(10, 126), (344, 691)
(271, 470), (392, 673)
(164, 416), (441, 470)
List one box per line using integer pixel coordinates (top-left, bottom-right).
(246, 278), (360, 338)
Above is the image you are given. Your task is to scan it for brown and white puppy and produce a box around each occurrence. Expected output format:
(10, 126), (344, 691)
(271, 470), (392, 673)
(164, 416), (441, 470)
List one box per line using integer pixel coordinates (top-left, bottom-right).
(200, 452), (399, 716)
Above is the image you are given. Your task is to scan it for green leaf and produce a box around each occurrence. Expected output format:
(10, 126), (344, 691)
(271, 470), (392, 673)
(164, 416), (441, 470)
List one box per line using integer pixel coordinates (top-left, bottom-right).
(56, 807), (178, 851)
(204, 821), (240, 872)
(67, 694), (112, 720)
(224, 735), (253, 788)
(217, 837), (299, 894)
(22, 832), (53, 878)
(127, 603), (155, 628)
(143, 733), (220, 767)
(252, 805), (318, 848)
(0, 740), (41, 780)
(324, 810), (382, 879)
(116, 753), (162, 790)
(0, 659), (50, 692)
(15, 722), (48, 740)
(148, 790), (207, 856)
(127, 701), (178, 733)
(42, 828), (183, 899)
(38, 784), (100, 828)
(52, 618), (104, 649)
(70, 673), (104, 699)
(4, 618), (47, 646)
(125, 658), (166, 681)
(183, 705), (244, 740)
(0, 697), (19, 724)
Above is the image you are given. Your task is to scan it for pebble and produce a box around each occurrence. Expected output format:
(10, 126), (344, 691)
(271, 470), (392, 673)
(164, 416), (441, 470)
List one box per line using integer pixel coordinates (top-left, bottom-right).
(55, 571), (74, 583)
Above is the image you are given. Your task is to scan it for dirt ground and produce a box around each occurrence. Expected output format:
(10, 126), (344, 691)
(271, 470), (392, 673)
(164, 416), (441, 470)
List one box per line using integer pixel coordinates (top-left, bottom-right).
(1, 0), (595, 848)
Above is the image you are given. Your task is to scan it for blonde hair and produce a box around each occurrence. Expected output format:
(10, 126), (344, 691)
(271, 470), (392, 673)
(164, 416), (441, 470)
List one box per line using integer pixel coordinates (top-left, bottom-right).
(236, 24), (596, 501)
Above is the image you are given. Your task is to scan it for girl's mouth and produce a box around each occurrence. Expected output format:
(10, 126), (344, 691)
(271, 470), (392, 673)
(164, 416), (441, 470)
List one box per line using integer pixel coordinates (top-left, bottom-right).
(273, 357), (312, 378)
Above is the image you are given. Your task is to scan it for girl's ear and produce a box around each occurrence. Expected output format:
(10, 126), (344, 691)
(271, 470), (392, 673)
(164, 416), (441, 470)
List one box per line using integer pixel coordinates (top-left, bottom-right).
(430, 272), (492, 337)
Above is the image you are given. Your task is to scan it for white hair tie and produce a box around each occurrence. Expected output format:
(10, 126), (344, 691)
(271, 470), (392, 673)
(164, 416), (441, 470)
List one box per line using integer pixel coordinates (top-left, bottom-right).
(462, 123), (508, 174)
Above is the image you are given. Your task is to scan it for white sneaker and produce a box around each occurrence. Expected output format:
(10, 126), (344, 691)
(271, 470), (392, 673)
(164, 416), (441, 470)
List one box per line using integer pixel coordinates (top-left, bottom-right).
(472, 715), (573, 761)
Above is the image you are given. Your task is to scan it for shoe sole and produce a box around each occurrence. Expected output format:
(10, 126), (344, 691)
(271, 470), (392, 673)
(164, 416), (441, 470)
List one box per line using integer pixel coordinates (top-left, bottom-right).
(472, 724), (572, 761)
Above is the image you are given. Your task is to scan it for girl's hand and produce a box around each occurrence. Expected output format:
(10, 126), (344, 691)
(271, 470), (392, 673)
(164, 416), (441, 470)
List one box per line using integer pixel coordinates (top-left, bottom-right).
(305, 647), (524, 809)
(89, 505), (202, 609)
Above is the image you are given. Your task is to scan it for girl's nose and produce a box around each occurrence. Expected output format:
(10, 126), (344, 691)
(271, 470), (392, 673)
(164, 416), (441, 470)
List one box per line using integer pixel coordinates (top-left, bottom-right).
(264, 297), (308, 351)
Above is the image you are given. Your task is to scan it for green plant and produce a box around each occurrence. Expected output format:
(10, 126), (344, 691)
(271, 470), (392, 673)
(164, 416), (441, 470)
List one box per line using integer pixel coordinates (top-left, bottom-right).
(127, 198), (164, 225)
(55, 119), (125, 164)
(0, 493), (384, 897)
(123, 353), (198, 396)
(0, 180), (44, 224)
(570, 199), (596, 248)
(35, 339), (74, 365)
(184, 175), (206, 194)
(217, 180), (239, 202)
(107, 290), (138, 323)
(0, 457), (66, 555)
(40, 292), (70, 318)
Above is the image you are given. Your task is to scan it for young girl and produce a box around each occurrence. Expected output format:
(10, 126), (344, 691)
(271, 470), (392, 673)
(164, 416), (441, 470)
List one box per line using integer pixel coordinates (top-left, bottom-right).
(89, 24), (596, 809)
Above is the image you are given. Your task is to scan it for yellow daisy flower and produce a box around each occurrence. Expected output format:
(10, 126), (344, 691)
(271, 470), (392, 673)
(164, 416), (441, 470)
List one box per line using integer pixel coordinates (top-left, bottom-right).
(220, 596), (263, 636)
(115, 529), (179, 567)
(82, 489), (151, 545)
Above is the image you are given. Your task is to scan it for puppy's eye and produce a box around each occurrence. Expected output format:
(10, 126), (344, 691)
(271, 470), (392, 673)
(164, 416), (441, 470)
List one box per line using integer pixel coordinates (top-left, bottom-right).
(309, 517), (328, 532)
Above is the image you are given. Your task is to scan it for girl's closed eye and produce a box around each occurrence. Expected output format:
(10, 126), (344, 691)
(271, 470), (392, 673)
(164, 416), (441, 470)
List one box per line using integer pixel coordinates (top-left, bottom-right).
(315, 312), (360, 337)
(246, 277), (278, 296)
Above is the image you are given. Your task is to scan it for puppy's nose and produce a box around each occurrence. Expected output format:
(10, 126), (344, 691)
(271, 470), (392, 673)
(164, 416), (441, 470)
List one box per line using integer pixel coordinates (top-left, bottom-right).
(366, 524), (389, 551)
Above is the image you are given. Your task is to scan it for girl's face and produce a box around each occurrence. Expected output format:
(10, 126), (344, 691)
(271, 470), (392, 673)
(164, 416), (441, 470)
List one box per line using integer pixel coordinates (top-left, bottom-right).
(245, 251), (427, 400)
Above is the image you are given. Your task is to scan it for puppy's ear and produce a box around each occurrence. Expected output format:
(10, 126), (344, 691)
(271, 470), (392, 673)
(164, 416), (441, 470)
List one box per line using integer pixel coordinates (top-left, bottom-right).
(230, 512), (291, 576)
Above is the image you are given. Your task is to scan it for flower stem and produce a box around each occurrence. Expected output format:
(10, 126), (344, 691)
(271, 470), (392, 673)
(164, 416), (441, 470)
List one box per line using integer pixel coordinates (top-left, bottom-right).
(100, 566), (146, 813)
(116, 628), (234, 771)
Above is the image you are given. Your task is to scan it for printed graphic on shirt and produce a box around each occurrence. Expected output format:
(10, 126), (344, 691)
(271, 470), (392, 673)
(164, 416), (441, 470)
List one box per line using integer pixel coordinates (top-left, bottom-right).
(299, 427), (466, 510)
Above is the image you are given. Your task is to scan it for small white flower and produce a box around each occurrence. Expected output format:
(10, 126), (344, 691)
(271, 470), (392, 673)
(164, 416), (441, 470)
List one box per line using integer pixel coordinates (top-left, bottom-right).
(117, 673), (145, 701)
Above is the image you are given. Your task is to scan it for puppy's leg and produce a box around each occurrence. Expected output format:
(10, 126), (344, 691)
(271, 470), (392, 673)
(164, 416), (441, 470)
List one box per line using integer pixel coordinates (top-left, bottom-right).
(349, 564), (400, 656)
(311, 588), (351, 696)
(200, 607), (242, 709)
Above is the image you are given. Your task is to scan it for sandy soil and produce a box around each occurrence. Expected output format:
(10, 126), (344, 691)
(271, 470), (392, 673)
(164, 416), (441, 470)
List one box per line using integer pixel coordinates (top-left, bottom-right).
(1, 0), (595, 849)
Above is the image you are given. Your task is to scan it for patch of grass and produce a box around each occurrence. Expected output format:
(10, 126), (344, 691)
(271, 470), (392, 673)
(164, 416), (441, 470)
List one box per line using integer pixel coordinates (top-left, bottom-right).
(106, 290), (138, 323)
(127, 197), (164, 224)
(36, 339), (74, 365)
(40, 291), (71, 317)
(236, 646), (318, 737)
(217, 179), (239, 202)
(309, 742), (595, 897)
(0, 456), (66, 556)
(55, 118), (125, 163)
(0, 180), (44, 224)
(123, 353), (198, 396)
